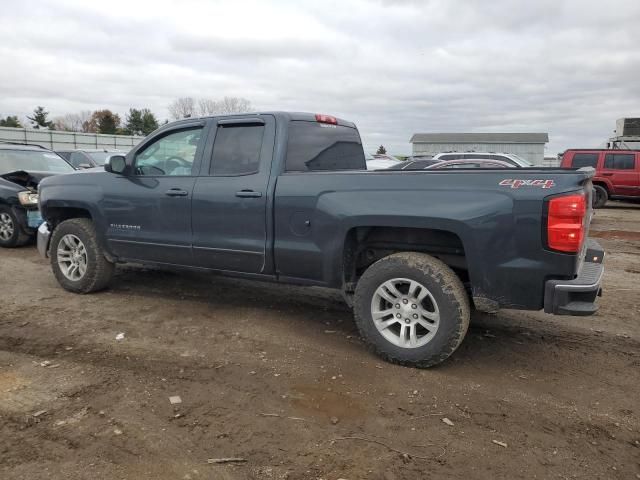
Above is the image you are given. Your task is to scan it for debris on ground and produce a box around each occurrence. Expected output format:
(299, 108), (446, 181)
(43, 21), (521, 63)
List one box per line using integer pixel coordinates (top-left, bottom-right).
(206, 458), (247, 464)
(442, 418), (454, 426)
(492, 440), (508, 448)
(169, 396), (182, 405)
(115, 333), (125, 341)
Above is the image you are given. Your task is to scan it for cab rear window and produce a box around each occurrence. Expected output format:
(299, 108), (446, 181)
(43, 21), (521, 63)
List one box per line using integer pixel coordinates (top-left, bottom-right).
(285, 121), (365, 172)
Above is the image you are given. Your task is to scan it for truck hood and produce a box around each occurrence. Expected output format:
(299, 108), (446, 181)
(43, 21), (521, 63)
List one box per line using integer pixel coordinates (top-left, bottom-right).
(0, 170), (59, 191)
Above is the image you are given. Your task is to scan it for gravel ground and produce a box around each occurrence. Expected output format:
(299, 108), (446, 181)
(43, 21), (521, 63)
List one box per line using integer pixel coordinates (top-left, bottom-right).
(0, 202), (638, 480)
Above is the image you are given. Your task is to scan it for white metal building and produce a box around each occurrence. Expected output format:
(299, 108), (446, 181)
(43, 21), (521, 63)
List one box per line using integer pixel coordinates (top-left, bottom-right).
(410, 132), (549, 166)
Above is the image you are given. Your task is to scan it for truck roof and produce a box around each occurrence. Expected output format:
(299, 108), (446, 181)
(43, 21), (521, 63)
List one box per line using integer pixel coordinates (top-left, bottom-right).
(168, 111), (358, 129)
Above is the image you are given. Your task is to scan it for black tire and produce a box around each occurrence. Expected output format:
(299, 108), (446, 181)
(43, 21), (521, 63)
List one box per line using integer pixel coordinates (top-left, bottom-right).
(0, 205), (31, 248)
(353, 252), (470, 368)
(592, 185), (608, 209)
(50, 218), (115, 293)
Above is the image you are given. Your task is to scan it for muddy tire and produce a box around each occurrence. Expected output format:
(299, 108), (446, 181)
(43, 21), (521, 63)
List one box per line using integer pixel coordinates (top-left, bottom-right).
(354, 252), (470, 368)
(50, 218), (115, 293)
(0, 206), (31, 248)
(592, 185), (608, 209)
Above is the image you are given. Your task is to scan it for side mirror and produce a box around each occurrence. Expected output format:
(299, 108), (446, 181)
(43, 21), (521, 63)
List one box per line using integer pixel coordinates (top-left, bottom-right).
(105, 155), (127, 174)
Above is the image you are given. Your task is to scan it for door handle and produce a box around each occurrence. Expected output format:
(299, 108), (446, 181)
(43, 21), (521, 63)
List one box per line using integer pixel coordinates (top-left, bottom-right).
(235, 190), (262, 198)
(602, 173), (613, 176)
(165, 188), (189, 197)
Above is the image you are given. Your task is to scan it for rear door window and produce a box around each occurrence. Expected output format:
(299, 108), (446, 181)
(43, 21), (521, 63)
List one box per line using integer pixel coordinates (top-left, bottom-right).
(604, 153), (635, 170)
(571, 153), (598, 168)
(285, 121), (365, 172)
(210, 124), (265, 176)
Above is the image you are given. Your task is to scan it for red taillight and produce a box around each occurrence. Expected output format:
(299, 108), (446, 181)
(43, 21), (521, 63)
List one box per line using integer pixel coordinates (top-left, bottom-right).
(547, 193), (587, 253)
(315, 114), (337, 125)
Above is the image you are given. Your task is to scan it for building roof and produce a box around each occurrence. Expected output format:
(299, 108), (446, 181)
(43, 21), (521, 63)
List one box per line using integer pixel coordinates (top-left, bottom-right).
(410, 133), (549, 144)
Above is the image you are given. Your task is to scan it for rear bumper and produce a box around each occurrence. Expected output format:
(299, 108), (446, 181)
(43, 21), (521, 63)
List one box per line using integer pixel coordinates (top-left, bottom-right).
(543, 239), (604, 316)
(37, 222), (51, 258)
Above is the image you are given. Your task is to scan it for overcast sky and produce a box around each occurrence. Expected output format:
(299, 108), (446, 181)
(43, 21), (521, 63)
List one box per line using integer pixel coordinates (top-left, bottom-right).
(1, 0), (638, 154)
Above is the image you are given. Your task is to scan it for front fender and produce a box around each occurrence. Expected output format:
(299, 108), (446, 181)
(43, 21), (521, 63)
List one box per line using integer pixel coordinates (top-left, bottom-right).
(39, 183), (113, 257)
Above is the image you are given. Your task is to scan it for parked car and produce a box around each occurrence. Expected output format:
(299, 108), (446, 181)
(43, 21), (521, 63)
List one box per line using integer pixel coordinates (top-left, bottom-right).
(404, 154), (435, 161)
(432, 152), (532, 167)
(560, 149), (640, 208)
(37, 112), (604, 367)
(386, 157), (441, 169)
(0, 143), (75, 247)
(426, 159), (516, 169)
(366, 152), (401, 170)
(373, 154), (402, 163)
(56, 149), (127, 169)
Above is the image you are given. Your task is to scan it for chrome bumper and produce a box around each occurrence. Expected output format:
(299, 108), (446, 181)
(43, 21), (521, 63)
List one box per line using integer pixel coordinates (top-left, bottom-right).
(37, 222), (51, 258)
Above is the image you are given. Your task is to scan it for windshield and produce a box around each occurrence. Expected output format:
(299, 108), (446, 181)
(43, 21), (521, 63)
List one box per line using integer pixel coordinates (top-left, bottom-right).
(0, 149), (75, 175)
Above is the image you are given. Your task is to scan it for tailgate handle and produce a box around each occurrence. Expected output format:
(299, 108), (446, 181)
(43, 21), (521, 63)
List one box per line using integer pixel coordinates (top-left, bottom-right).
(165, 188), (188, 197)
(235, 190), (262, 198)
(602, 173), (613, 176)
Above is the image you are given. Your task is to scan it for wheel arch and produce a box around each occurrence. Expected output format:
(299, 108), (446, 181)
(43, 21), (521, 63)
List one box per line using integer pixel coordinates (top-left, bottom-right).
(43, 202), (114, 261)
(341, 225), (469, 294)
(591, 180), (610, 193)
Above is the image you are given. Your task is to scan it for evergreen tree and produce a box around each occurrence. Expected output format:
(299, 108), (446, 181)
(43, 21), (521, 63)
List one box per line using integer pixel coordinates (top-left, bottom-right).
(89, 110), (121, 134)
(140, 108), (159, 135)
(124, 108), (144, 135)
(0, 115), (22, 128)
(27, 106), (53, 129)
(376, 145), (387, 155)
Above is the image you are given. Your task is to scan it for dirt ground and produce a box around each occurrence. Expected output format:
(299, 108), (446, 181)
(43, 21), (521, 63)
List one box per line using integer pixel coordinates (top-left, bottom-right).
(0, 202), (638, 480)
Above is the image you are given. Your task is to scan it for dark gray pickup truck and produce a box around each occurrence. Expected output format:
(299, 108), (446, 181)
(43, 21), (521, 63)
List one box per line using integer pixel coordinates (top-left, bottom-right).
(37, 112), (604, 367)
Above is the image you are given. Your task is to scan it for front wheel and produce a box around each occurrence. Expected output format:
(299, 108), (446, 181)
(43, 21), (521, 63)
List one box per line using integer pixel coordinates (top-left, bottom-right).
(50, 218), (115, 293)
(353, 252), (470, 368)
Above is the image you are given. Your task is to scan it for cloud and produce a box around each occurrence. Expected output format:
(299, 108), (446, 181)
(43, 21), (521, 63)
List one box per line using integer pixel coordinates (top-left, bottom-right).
(0, 0), (638, 154)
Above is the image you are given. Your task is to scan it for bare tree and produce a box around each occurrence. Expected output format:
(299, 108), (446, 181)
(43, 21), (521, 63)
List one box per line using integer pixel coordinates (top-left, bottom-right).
(197, 96), (254, 116)
(168, 97), (196, 120)
(213, 96), (253, 115)
(52, 111), (93, 132)
(197, 98), (217, 116)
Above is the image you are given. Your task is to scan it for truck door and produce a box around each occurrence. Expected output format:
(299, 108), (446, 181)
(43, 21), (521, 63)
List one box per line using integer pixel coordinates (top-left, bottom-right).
(601, 152), (639, 196)
(191, 115), (275, 273)
(102, 122), (207, 264)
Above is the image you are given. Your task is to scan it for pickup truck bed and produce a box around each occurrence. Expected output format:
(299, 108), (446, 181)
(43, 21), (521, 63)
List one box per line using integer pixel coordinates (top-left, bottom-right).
(36, 112), (604, 367)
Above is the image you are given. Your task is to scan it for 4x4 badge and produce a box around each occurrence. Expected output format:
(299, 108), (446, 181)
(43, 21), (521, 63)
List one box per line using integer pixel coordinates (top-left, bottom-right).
(499, 179), (555, 189)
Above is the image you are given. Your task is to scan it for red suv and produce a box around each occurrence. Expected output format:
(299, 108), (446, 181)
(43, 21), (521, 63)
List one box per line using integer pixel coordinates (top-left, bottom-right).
(561, 149), (640, 208)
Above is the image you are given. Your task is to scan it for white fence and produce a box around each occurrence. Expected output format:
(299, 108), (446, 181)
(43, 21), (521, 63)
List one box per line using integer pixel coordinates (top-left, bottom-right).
(0, 127), (144, 151)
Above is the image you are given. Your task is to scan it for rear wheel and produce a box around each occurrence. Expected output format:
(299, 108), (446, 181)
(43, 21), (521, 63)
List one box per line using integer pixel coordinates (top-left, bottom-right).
(592, 185), (608, 208)
(0, 206), (30, 248)
(50, 218), (115, 293)
(354, 252), (470, 368)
